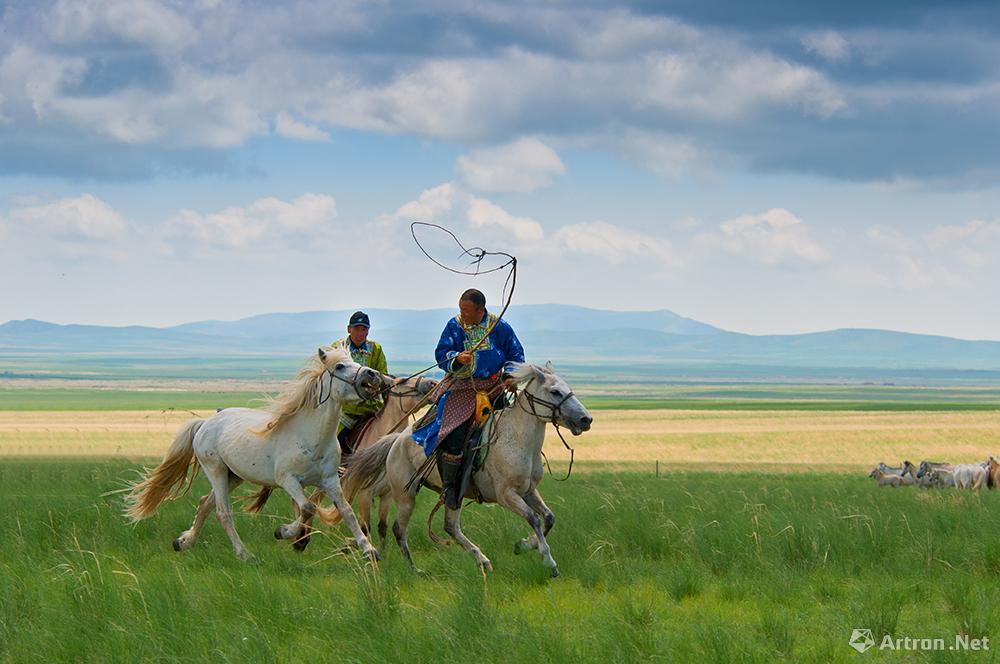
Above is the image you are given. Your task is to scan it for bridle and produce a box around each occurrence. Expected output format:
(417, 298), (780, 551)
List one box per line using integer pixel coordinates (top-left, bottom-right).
(382, 376), (433, 400)
(516, 376), (580, 481)
(518, 376), (576, 426)
(318, 365), (375, 406)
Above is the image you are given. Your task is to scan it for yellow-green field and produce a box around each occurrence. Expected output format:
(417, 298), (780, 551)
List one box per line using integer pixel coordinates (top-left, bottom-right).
(4, 404), (1000, 662)
(3, 408), (998, 475)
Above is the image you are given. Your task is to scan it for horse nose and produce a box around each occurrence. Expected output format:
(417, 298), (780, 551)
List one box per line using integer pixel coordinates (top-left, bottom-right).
(579, 414), (593, 430)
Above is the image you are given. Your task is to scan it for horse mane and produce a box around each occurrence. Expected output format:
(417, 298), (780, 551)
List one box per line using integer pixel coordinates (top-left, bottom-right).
(507, 362), (544, 383)
(254, 348), (351, 436)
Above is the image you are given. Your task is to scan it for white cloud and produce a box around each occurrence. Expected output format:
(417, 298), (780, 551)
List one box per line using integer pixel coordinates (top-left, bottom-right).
(393, 182), (462, 223)
(702, 208), (831, 266)
(164, 193), (337, 249)
(554, 220), (677, 265)
(47, 0), (196, 49)
(612, 130), (703, 179)
(274, 112), (330, 142)
(456, 137), (566, 193)
(640, 50), (847, 120)
(467, 197), (544, 243)
(3, 193), (128, 240)
(802, 31), (850, 62)
(924, 219), (1000, 249)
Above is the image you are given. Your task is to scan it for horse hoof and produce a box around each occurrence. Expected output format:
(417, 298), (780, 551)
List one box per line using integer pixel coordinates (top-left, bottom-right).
(480, 560), (493, 574)
(365, 548), (381, 563)
(550, 567), (561, 578)
(292, 535), (311, 552)
(274, 526), (284, 540)
(172, 538), (184, 552)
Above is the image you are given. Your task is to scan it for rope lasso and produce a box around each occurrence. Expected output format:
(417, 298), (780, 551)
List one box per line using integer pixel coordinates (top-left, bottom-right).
(378, 223), (519, 435)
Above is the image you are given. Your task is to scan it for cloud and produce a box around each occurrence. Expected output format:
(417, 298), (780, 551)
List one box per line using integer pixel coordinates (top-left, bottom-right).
(466, 196), (544, 242)
(802, 31), (850, 62)
(700, 208), (830, 267)
(6, 1), (980, 184)
(554, 220), (677, 265)
(852, 220), (992, 290)
(392, 182), (462, 223)
(2, 193), (128, 240)
(274, 112), (330, 142)
(164, 193), (337, 249)
(46, 0), (196, 50)
(456, 137), (566, 192)
(609, 129), (704, 179)
(924, 219), (1000, 249)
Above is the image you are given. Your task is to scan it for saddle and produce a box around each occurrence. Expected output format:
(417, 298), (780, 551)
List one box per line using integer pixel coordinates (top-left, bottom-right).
(341, 414), (377, 455)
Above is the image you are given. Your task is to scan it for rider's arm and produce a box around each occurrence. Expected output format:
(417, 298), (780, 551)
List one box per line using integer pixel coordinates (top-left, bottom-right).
(435, 320), (463, 373)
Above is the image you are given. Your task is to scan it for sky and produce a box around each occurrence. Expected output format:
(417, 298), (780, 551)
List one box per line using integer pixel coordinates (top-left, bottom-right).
(1, 0), (999, 340)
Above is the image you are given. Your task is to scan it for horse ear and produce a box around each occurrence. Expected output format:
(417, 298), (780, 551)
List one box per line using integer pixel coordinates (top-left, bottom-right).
(317, 347), (327, 362)
(545, 360), (554, 372)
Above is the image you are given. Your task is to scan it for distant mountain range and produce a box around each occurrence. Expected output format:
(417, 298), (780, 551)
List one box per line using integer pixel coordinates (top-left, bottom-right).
(3, 305), (1000, 374)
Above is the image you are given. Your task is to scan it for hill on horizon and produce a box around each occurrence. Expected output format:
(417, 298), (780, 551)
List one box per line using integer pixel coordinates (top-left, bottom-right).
(3, 305), (1000, 377)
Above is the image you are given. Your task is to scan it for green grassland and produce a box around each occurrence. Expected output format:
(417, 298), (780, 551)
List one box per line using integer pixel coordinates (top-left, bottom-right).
(2, 460), (1000, 662)
(3, 384), (1000, 411)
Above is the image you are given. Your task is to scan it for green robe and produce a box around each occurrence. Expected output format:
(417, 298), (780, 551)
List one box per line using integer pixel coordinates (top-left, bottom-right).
(332, 338), (388, 431)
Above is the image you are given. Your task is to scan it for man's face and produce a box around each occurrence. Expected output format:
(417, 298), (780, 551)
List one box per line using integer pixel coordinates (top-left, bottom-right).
(348, 324), (369, 345)
(458, 299), (485, 325)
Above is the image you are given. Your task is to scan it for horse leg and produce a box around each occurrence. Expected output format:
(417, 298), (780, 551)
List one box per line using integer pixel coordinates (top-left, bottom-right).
(291, 488), (325, 552)
(498, 487), (558, 577)
(391, 490), (418, 569)
(443, 506), (493, 574)
(515, 487), (555, 555)
(377, 492), (391, 546)
(357, 486), (373, 538)
(203, 464), (253, 562)
(274, 476), (317, 546)
(321, 475), (379, 561)
(173, 492), (215, 552)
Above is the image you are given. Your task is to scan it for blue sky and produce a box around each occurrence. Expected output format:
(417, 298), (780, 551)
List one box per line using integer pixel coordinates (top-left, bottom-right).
(1, 1), (999, 339)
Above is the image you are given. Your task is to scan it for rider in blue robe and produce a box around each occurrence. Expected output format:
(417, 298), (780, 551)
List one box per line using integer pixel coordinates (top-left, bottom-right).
(412, 289), (525, 507)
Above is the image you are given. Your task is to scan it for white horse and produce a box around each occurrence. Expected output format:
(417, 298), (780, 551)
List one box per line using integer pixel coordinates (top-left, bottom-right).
(952, 463), (988, 491)
(244, 375), (438, 550)
(328, 361), (593, 577)
(868, 467), (912, 487)
(124, 348), (389, 562)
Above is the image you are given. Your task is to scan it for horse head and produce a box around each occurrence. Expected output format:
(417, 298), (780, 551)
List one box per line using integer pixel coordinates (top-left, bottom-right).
(516, 361), (593, 436)
(317, 347), (384, 404)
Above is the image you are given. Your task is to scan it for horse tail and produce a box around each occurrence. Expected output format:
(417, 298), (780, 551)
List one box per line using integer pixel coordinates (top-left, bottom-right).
(426, 496), (451, 547)
(315, 434), (395, 526)
(243, 486), (273, 514)
(124, 419), (204, 522)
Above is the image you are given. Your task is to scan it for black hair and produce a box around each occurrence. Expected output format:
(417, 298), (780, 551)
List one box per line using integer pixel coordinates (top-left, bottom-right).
(460, 288), (486, 308)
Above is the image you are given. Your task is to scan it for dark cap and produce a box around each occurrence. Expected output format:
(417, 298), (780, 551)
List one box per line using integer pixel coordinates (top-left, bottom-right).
(348, 311), (370, 328)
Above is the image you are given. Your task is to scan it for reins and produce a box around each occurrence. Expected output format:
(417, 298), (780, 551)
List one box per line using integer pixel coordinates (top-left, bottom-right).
(517, 377), (576, 481)
(318, 366), (373, 407)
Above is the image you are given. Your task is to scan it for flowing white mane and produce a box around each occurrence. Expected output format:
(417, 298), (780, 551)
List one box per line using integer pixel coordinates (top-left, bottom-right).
(508, 362), (551, 384)
(256, 348), (352, 435)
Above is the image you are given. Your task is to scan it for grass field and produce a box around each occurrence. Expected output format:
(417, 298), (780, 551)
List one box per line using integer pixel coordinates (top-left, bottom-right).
(2, 395), (1000, 662)
(4, 382), (1000, 411)
(3, 460), (1000, 662)
(2, 408), (998, 475)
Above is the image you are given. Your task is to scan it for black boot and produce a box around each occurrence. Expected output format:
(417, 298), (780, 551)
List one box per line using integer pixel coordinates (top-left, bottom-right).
(437, 451), (464, 509)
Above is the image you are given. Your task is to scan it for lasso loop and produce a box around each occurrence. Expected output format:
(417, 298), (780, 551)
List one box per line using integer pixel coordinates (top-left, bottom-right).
(378, 223), (519, 434)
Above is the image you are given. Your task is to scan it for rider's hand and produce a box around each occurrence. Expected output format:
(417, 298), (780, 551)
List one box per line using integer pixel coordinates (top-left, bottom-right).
(456, 351), (473, 365)
(503, 376), (518, 392)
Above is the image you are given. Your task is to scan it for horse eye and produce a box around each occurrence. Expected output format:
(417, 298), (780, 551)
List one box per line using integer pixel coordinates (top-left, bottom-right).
(335, 363), (345, 371)
(550, 388), (562, 397)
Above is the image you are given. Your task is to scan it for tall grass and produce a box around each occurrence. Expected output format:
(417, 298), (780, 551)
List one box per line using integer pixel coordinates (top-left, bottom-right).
(2, 460), (999, 662)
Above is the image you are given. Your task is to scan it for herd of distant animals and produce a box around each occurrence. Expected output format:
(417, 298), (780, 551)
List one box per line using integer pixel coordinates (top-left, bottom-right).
(869, 458), (1000, 491)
